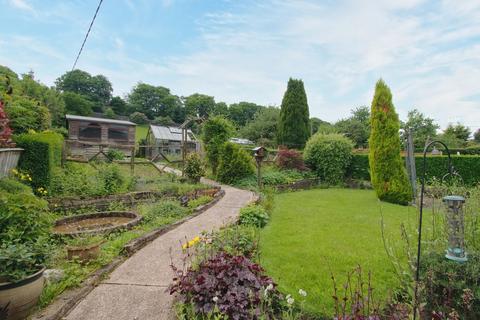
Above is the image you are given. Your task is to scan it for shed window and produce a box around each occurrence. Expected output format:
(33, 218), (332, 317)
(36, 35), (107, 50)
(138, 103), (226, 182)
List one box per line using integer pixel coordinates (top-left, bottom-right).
(108, 127), (129, 141)
(79, 123), (101, 140)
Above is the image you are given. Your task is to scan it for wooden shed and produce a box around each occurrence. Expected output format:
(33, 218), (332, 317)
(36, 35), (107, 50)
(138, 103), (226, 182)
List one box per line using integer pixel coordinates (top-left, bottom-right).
(66, 114), (136, 159)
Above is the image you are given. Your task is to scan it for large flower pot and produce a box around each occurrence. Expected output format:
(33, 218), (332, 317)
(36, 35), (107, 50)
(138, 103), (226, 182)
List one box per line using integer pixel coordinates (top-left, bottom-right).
(66, 242), (103, 264)
(0, 268), (45, 320)
(0, 148), (23, 178)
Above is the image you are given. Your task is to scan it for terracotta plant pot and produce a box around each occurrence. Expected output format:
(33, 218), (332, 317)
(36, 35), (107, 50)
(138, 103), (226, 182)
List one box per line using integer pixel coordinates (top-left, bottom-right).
(66, 242), (103, 263)
(0, 268), (45, 320)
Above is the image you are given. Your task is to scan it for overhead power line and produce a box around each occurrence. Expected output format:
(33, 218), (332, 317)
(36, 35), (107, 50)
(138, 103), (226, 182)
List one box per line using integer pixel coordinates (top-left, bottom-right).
(71, 0), (104, 71)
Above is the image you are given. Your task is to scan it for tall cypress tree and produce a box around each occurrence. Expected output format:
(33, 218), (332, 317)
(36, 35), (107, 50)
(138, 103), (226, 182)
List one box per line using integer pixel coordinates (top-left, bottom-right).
(369, 79), (412, 205)
(277, 78), (310, 148)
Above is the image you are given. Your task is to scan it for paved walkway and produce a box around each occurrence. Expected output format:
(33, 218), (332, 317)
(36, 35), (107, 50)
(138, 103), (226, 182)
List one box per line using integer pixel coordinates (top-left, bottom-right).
(65, 167), (255, 320)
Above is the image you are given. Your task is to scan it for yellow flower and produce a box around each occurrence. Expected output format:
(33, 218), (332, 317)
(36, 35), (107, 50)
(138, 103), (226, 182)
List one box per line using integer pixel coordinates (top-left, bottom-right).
(28, 177), (32, 181)
(11, 169), (18, 175)
(193, 236), (201, 243)
(182, 243), (188, 250)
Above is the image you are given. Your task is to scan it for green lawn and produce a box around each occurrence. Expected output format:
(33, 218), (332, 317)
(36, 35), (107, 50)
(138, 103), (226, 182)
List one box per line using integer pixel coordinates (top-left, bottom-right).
(259, 188), (420, 316)
(135, 124), (149, 143)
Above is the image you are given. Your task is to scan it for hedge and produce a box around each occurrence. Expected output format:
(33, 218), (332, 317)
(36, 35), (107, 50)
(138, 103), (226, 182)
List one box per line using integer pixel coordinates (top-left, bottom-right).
(414, 147), (480, 155)
(14, 131), (64, 189)
(347, 154), (480, 185)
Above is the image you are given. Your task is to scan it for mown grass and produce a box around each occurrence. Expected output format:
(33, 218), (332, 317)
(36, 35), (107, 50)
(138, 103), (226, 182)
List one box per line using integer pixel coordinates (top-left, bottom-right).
(259, 188), (422, 316)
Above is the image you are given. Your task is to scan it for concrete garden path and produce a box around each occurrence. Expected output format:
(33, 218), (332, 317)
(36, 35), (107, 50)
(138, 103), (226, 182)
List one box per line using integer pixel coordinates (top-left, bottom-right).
(64, 167), (255, 320)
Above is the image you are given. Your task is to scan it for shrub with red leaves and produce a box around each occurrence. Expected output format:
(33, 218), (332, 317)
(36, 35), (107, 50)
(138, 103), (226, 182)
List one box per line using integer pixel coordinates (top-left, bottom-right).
(276, 148), (306, 171)
(0, 100), (15, 148)
(170, 252), (279, 320)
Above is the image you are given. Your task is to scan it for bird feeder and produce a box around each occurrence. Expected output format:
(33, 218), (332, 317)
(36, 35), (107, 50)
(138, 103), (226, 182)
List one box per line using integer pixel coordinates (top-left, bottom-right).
(443, 195), (468, 262)
(252, 146), (267, 189)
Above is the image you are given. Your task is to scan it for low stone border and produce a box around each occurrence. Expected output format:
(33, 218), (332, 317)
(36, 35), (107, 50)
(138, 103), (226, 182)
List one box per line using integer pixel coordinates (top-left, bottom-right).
(30, 188), (225, 320)
(53, 211), (143, 237)
(48, 187), (221, 211)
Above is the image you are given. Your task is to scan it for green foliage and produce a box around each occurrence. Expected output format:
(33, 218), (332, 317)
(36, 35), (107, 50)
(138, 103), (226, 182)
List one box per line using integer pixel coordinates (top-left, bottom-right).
(127, 83), (182, 120)
(201, 116), (234, 174)
(106, 148), (125, 160)
(185, 93), (215, 118)
(184, 153), (205, 183)
(5, 96), (51, 133)
(277, 78), (310, 148)
(304, 133), (353, 184)
(334, 106), (371, 149)
(49, 162), (133, 197)
(420, 252), (480, 318)
(401, 109), (439, 149)
(129, 111), (149, 124)
(152, 115), (175, 126)
(239, 205), (269, 228)
(104, 107), (116, 119)
(444, 122), (471, 142)
(349, 153), (480, 186)
(142, 200), (188, 224)
(310, 117), (332, 135)
(227, 101), (263, 127)
(217, 142), (255, 184)
(0, 191), (51, 281)
(187, 196), (213, 209)
(239, 107), (280, 146)
(108, 96), (127, 115)
(474, 129), (480, 143)
(62, 91), (93, 116)
(368, 80), (412, 205)
(14, 131), (64, 189)
(56, 69), (112, 112)
(0, 177), (32, 194)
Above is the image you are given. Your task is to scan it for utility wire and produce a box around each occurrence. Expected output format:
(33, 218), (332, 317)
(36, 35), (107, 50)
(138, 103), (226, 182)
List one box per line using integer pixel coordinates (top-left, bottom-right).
(71, 0), (104, 71)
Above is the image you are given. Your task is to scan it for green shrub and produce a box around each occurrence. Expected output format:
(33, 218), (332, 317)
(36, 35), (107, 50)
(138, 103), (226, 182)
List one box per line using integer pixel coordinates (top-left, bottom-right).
(420, 252), (480, 318)
(0, 177), (32, 194)
(142, 200), (188, 224)
(368, 80), (411, 205)
(347, 154), (480, 186)
(106, 148), (124, 160)
(304, 133), (353, 184)
(98, 163), (129, 194)
(217, 142), (255, 184)
(184, 153), (205, 183)
(201, 116), (234, 175)
(239, 205), (269, 228)
(14, 131), (63, 189)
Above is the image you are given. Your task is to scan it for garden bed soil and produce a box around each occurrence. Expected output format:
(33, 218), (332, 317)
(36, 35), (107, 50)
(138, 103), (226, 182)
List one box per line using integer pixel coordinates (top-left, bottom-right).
(53, 211), (142, 236)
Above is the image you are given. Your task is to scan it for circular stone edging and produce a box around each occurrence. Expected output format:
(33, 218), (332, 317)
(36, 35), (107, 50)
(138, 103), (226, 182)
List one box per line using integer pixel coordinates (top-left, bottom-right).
(52, 211), (142, 237)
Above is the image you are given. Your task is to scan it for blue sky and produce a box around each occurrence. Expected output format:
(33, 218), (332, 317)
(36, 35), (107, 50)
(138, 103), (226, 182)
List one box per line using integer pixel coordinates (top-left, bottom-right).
(1, 0), (480, 131)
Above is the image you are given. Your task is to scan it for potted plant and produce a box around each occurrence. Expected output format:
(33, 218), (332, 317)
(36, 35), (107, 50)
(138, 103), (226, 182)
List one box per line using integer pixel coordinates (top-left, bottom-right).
(0, 99), (23, 178)
(66, 235), (105, 263)
(0, 188), (51, 320)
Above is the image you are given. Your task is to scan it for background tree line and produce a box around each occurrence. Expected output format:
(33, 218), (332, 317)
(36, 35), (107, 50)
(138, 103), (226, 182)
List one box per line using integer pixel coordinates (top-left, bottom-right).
(1, 64), (479, 150)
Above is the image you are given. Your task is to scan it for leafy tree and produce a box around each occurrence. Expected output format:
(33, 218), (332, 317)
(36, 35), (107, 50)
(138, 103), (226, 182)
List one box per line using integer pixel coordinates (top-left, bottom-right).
(127, 83), (179, 120)
(217, 142), (255, 184)
(201, 116), (234, 175)
(109, 96), (127, 115)
(444, 122), (471, 142)
(239, 107), (280, 146)
(184, 153), (205, 183)
(401, 109), (439, 149)
(369, 80), (411, 205)
(334, 106), (370, 148)
(62, 92), (93, 116)
(277, 78), (310, 148)
(152, 116), (175, 126)
(5, 97), (51, 134)
(228, 102), (262, 127)
(104, 107), (116, 119)
(184, 93), (215, 118)
(474, 129), (480, 144)
(213, 102), (229, 116)
(129, 112), (149, 124)
(310, 117), (331, 135)
(55, 69), (112, 111)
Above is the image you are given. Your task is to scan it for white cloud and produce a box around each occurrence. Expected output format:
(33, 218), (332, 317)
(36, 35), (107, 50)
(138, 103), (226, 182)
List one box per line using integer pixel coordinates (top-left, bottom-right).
(8, 0), (34, 12)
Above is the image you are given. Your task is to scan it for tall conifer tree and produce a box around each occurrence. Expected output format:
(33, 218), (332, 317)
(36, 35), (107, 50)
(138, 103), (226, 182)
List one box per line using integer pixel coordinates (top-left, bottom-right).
(369, 79), (412, 205)
(277, 78), (310, 148)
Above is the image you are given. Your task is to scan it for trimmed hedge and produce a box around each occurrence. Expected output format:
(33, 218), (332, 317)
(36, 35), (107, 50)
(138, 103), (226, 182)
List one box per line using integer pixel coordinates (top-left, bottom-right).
(14, 131), (64, 189)
(348, 154), (480, 185)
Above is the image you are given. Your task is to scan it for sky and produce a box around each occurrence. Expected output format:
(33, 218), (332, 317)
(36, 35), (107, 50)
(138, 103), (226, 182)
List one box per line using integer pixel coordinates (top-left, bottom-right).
(1, 0), (479, 131)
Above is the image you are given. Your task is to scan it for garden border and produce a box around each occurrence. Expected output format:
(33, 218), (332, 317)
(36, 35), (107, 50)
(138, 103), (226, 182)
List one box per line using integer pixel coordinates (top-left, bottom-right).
(30, 188), (225, 320)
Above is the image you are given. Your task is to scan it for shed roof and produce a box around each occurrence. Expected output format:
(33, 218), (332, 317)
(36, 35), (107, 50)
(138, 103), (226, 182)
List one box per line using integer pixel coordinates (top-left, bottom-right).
(66, 114), (136, 126)
(149, 125), (196, 142)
